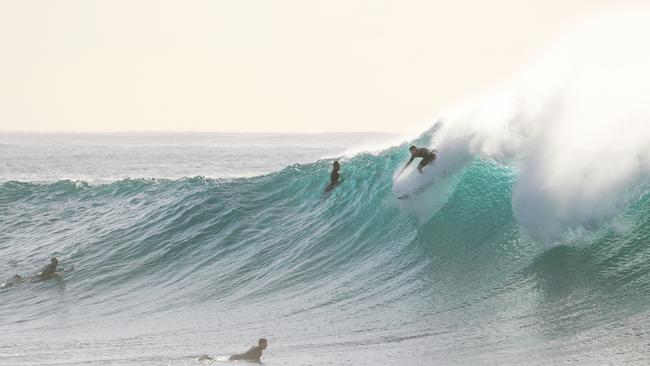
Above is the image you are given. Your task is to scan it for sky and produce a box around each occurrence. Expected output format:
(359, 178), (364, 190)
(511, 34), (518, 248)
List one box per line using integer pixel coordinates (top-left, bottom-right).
(0, 0), (643, 133)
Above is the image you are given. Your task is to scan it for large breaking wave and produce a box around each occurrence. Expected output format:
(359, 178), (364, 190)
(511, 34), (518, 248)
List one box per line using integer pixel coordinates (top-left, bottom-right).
(2, 141), (650, 364)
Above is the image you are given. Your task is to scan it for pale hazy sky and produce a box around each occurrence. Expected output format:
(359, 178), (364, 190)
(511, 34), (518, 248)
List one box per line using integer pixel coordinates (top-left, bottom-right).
(0, 0), (642, 133)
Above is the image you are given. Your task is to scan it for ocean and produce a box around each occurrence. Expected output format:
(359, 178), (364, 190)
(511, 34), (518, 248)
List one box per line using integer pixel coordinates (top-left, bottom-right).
(1, 129), (649, 366)
(4, 10), (650, 365)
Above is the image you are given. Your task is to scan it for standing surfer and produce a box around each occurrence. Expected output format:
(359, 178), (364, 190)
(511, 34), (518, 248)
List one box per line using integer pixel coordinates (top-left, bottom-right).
(401, 145), (436, 174)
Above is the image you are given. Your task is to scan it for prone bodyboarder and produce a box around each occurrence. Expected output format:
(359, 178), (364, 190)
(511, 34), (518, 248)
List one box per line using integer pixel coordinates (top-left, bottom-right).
(198, 338), (268, 363)
(229, 338), (268, 362)
(40, 257), (59, 278)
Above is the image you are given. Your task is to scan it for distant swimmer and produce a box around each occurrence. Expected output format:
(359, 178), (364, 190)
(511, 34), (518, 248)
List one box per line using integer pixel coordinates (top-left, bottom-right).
(40, 257), (59, 278)
(402, 145), (437, 174)
(325, 160), (341, 192)
(229, 338), (267, 362)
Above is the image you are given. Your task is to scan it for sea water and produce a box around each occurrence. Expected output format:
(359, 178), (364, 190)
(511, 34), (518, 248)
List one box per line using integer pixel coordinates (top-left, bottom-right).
(1, 131), (649, 366)
(4, 10), (650, 365)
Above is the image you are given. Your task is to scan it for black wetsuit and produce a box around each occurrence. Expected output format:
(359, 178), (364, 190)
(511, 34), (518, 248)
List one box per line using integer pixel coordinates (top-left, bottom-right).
(330, 169), (340, 186)
(325, 165), (341, 191)
(411, 147), (436, 172)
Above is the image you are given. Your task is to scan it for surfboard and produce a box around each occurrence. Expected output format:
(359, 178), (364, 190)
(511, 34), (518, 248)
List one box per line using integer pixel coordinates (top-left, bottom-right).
(397, 179), (435, 199)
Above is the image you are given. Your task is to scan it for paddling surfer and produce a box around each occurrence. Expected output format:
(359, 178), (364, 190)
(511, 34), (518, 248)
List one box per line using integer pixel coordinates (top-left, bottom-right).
(198, 338), (267, 362)
(229, 338), (268, 362)
(40, 257), (59, 278)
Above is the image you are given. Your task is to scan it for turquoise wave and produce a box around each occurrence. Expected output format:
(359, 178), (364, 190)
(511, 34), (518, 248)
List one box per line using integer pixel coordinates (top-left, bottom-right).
(2, 142), (650, 364)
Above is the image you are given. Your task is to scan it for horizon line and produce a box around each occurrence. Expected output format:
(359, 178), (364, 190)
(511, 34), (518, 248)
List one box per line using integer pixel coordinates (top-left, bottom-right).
(0, 130), (400, 135)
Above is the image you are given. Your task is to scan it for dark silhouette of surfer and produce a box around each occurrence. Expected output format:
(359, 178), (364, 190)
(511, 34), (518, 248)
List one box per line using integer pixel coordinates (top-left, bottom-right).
(2, 257), (61, 287)
(229, 338), (267, 361)
(40, 257), (59, 278)
(198, 338), (268, 363)
(325, 160), (341, 191)
(401, 145), (436, 174)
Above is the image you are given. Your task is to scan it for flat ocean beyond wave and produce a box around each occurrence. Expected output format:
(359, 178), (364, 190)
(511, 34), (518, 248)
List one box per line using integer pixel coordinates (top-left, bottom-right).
(1, 133), (650, 365)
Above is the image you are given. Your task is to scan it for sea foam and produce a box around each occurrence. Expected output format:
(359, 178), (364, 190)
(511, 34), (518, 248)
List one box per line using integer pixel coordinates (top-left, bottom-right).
(427, 7), (650, 242)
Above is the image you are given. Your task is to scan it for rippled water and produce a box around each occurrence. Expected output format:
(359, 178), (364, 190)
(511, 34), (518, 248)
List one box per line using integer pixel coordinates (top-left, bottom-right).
(1, 132), (650, 365)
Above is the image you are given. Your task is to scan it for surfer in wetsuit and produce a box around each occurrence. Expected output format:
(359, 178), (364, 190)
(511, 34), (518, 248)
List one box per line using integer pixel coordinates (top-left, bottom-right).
(229, 338), (267, 362)
(325, 160), (341, 191)
(40, 257), (59, 278)
(402, 145), (436, 174)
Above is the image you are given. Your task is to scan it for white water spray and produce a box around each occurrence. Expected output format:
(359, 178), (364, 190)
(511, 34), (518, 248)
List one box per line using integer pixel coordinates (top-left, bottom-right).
(430, 8), (650, 242)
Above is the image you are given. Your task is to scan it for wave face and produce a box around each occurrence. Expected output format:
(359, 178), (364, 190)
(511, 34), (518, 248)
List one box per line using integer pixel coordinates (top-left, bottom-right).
(2, 142), (650, 365)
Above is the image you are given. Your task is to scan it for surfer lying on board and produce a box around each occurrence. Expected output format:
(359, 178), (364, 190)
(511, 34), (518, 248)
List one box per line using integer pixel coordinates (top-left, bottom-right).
(325, 160), (341, 191)
(402, 145), (437, 174)
(229, 338), (267, 361)
(2, 257), (61, 286)
(198, 338), (267, 362)
(40, 257), (59, 278)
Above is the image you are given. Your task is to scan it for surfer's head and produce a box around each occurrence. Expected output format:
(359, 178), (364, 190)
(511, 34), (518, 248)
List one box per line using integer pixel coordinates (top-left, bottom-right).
(333, 160), (340, 171)
(258, 338), (267, 349)
(409, 145), (417, 153)
(51, 257), (58, 265)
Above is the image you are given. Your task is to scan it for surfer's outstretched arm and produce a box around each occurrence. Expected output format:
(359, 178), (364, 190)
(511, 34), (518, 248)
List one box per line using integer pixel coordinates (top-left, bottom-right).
(401, 156), (415, 174)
